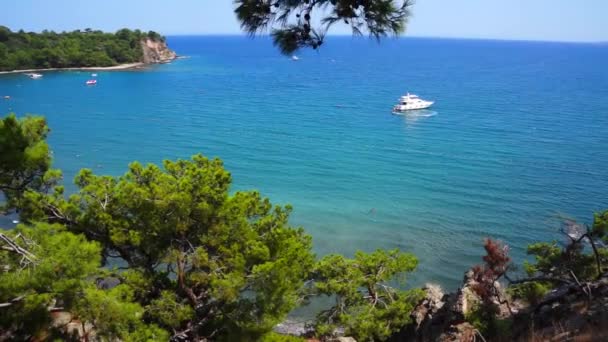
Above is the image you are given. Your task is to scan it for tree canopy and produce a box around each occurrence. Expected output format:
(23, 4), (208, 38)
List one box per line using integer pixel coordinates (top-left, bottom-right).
(522, 216), (608, 283)
(20, 154), (316, 340)
(0, 223), (167, 341)
(0, 27), (164, 71)
(0, 114), (53, 214)
(234, 0), (414, 54)
(312, 249), (423, 341)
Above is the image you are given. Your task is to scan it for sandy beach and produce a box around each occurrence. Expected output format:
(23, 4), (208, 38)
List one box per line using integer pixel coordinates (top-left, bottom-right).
(0, 63), (146, 75)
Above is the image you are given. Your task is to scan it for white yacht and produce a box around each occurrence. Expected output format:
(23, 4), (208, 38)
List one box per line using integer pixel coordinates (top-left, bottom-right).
(26, 73), (43, 79)
(393, 93), (434, 112)
(291, 55), (299, 61)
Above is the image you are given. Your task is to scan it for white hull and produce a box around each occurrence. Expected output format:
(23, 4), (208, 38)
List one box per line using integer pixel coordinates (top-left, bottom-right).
(393, 101), (434, 112)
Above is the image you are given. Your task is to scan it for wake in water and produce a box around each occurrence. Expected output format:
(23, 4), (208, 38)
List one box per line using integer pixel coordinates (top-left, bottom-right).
(391, 109), (438, 118)
(392, 110), (438, 126)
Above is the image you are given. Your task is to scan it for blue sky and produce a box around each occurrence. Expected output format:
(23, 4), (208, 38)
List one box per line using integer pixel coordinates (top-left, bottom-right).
(3, 0), (607, 42)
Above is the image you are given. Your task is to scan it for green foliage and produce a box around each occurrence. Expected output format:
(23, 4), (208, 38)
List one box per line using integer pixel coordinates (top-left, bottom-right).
(312, 249), (423, 341)
(0, 223), (100, 338)
(0, 223), (164, 340)
(0, 114), (54, 212)
(74, 286), (169, 341)
(592, 210), (608, 243)
(464, 304), (489, 336)
(525, 240), (602, 281)
(23, 154), (316, 340)
(465, 304), (512, 340)
(523, 242), (562, 277)
(0, 27), (164, 71)
(234, 0), (414, 54)
(147, 291), (194, 329)
(259, 332), (306, 342)
(523, 211), (608, 283)
(507, 281), (552, 306)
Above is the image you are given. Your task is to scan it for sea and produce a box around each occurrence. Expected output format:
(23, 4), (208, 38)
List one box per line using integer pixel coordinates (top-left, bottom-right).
(1, 36), (608, 290)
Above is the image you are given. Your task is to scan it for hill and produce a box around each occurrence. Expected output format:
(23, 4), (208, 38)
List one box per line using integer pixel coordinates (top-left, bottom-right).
(0, 27), (176, 71)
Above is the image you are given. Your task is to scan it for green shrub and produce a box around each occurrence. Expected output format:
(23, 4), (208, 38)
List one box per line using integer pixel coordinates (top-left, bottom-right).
(507, 282), (552, 306)
(259, 332), (306, 342)
(465, 304), (512, 340)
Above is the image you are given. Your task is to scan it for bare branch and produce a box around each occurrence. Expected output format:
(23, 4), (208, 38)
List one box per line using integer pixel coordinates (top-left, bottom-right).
(0, 295), (25, 308)
(0, 233), (37, 263)
(585, 232), (604, 279)
(508, 276), (572, 286)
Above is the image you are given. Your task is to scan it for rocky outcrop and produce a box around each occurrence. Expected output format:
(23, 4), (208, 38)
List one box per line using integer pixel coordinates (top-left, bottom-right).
(49, 309), (96, 340)
(399, 271), (608, 342)
(399, 284), (450, 341)
(140, 38), (177, 64)
(275, 272), (608, 341)
(398, 273), (484, 342)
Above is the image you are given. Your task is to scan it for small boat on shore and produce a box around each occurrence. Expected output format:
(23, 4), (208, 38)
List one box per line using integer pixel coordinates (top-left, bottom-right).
(86, 79), (97, 85)
(392, 93), (434, 112)
(26, 73), (43, 79)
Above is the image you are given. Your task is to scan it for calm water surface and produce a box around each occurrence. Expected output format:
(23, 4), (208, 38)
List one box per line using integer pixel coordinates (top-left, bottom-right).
(2, 36), (608, 289)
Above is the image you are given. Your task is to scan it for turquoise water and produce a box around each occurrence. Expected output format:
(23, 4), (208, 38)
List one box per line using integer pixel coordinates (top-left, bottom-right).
(2, 36), (608, 289)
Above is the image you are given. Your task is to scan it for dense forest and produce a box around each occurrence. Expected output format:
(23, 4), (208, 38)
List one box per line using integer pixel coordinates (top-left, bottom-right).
(0, 27), (164, 71)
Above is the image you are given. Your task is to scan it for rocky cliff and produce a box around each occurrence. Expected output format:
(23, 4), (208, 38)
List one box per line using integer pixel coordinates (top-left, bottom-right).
(140, 38), (177, 64)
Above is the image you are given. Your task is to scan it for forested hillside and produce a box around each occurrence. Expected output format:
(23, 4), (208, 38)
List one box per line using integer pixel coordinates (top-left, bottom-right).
(0, 27), (164, 71)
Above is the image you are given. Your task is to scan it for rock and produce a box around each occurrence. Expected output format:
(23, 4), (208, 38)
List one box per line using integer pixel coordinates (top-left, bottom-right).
(437, 322), (476, 342)
(50, 310), (96, 340)
(96, 276), (121, 290)
(412, 283), (445, 328)
(274, 320), (314, 337)
(141, 38), (177, 64)
(50, 310), (72, 326)
(451, 270), (481, 321)
(398, 284), (453, 342)
(333, 337), (357, 342)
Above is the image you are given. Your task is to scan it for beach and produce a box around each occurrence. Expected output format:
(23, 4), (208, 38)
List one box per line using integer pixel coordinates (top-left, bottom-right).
(0, 62), (146, 75)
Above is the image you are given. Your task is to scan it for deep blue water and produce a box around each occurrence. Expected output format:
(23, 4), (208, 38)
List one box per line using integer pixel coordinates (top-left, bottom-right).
(2, 36), (608, 289)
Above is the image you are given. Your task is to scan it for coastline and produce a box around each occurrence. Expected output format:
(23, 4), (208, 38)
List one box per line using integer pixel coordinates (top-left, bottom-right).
(0, 62), (147, 75)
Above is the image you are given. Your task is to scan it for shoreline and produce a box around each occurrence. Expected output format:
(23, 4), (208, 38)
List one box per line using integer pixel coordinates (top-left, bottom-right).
(0, 62), (147, 75)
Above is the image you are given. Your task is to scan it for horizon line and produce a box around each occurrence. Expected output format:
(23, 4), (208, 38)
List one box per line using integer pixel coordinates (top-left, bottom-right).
(3, 26), (604, 45)
(162, 33), (606, 45)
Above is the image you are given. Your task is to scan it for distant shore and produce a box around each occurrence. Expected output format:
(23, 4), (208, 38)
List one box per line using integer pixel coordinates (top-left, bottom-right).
(0, 62), (146, 75)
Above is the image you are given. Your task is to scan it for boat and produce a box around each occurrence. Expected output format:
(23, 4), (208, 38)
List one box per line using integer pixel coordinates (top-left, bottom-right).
(392, 93), (434, 112)
(26, 73), (43, 79)
(85, 79), (97, 85)
(91, 73), (98, 77)
(291, 55), (299, 61)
